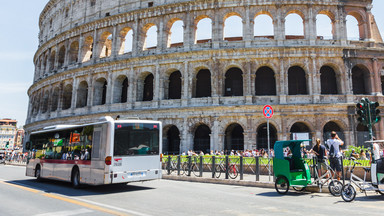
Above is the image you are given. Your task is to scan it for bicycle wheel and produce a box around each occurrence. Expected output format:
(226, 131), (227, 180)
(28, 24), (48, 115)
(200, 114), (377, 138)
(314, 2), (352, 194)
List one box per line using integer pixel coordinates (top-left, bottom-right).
(179, 162), (187, 175)
(376, 190), (384, 195)
(341, 183), (356, 202)
(275, 176), (289, 194)
(292, 186), (306, 192)
(228, 165), (239, 179)
(192, 164), (200, 177)
(214, 165), (221, 178)
(328, 180), (343, 196)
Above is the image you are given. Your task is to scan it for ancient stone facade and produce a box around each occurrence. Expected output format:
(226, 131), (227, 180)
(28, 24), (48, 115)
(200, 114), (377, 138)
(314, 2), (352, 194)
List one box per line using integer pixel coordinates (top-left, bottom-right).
(25, 0), (384, 154)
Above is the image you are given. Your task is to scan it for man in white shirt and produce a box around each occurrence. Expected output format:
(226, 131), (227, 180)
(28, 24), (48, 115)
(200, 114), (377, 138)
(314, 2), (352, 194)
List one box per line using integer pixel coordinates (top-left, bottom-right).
(327, 131), (344, 180)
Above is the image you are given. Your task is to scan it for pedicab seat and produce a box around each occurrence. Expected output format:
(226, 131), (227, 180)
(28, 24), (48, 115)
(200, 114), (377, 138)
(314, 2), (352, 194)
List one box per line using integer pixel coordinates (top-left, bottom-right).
(363, 167), (371, 172)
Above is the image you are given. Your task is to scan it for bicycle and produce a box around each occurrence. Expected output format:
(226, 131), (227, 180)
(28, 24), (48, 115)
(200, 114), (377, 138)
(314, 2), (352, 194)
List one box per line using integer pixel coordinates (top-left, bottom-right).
(166, 157), (186, 175)
(310, 159), (343, 196)
(214, 158), (239, 179)
(341, 157), (384, 202)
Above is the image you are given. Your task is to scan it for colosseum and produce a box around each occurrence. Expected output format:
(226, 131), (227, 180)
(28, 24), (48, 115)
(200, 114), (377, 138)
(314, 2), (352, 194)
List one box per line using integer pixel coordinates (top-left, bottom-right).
(25, 0), (384, 154)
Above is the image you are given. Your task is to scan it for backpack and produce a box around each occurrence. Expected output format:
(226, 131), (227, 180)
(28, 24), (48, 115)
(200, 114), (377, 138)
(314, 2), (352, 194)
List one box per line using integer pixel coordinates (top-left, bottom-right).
(329, 143), (336, 158)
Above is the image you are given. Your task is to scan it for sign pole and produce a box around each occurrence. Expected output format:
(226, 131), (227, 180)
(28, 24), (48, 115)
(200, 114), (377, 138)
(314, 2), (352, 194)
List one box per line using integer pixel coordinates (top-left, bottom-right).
(267, 118), (271, 181)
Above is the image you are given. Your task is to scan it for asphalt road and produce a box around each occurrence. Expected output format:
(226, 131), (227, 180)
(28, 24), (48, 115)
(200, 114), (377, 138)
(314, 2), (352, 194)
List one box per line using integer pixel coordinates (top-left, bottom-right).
(1, 165), (384, 216)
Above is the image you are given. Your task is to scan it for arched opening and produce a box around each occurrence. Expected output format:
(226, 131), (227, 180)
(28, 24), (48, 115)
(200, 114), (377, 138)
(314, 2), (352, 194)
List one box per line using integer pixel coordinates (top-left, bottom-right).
(58, 46), (66, 68)
(62, 84), (72, 110)
(254, 14), (274, 39)
(49, 51), (56, 71)
(224, 124), (244, 151)
(163, 125), (180, 155)
(82, 36), (93, 62)
(323, 121), (345, 148)
(195, 17), (212, 44)
(288, 66), (307, 95)
(195, 69), (211, 98)
(144, 25), (158, 50)
(168, 71), (182, 99)
(224, 68), (243, 96)
(346, 15), (360, 41)
(168, 20), (184, 47)
(352, 65), (370, 95)
(143, 74), (154, 101)
(320, 66), (338, 94)
(285, 13), (304, 39)
(194, 124), (211, 154)
(99, 32), (113, 58)
(223, 15), (243, 41)
(51, 87), (59, 112)
(93, 78), (107, 105)
(76, 81), (88, 108)
(257, 123), (278, 150)
(113, 76), (128, 103)
(290, 122), (312, 149)
(316, 14), (334, 40)
(69, 41), (79, 64)
(255, 66), (276, 95)
(42, 91), (49, 113)
(119, 28), (133, 54)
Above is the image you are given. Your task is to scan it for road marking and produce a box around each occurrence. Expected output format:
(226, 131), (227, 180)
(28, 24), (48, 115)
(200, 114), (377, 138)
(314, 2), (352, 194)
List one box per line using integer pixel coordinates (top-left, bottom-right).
(34, 208), (93, 216)
(0, 179), (152, 216)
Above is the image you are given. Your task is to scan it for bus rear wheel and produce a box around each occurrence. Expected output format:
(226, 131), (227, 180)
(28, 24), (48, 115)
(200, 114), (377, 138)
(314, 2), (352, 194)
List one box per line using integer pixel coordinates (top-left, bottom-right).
(35, 165), (42, 181)
(71, 168), (81, 189)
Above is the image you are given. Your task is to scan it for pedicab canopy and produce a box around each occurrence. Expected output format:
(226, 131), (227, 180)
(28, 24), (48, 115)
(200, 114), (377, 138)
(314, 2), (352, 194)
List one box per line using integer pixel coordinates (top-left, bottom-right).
(274, 140), (312, 159)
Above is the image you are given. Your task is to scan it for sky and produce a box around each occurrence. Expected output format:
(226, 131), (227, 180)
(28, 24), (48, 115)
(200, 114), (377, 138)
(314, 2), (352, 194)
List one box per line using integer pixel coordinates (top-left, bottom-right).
(0, 0), (383, 128)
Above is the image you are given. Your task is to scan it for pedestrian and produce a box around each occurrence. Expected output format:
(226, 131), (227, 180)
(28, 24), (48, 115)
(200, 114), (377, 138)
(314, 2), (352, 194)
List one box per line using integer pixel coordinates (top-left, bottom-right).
(326, 131), (344, 181)
(309, 138), (328, 178)
(372, 137), (380, 162)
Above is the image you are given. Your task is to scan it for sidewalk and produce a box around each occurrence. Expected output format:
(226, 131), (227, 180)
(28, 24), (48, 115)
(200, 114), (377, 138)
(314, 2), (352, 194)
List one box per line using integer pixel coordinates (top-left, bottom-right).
(3, 161), (27, 166)
(162, 171), (330, 193)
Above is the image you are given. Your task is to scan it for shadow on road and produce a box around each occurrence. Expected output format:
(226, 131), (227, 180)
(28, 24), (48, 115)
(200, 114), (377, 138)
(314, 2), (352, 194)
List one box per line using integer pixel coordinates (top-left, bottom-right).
(256, 191), (312, 197)
(4, 178), (155, 197)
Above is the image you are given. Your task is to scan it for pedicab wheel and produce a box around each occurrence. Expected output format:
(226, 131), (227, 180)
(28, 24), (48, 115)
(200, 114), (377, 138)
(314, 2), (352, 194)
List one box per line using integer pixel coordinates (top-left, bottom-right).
(377, 190), (384, 196)
(328, 180), (343, 196)
(341, 183), (356, 202)
(275, 176), (289, 194)
(292, 186), (306, 192)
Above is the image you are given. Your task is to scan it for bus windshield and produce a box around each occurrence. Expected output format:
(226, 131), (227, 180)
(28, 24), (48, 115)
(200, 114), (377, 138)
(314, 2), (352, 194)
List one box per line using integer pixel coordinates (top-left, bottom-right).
(114, 123), (160, 156)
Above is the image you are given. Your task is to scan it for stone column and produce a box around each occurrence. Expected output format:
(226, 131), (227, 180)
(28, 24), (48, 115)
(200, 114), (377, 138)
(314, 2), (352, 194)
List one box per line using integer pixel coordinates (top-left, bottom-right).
(106, 72), (113, 105)
(184, 12), (192, 51)
(71, 78), (78, 110)
(132, 17), (140, 56)
(372, 58), (382, 95)
(77, 34), (84, 64)
(212, 10), (222, 49)
(86, 76), (92, 107)
(157, 17), (165, 54)
(243, 6), (252, 47)
(112, 24), (118, 58)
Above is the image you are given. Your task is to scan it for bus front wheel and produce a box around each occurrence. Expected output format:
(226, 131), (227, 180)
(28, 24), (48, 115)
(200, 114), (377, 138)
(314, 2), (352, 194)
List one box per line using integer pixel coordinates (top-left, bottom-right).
(71, 168), (81, 189)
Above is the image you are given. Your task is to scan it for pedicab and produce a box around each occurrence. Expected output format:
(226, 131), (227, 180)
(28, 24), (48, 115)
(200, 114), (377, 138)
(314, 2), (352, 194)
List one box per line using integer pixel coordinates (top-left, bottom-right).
(273, 140), (312, 194)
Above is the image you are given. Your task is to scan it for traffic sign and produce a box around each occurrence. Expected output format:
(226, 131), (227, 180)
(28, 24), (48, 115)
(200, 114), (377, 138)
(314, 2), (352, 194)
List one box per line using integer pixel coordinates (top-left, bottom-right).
(263, 105), (274, 119)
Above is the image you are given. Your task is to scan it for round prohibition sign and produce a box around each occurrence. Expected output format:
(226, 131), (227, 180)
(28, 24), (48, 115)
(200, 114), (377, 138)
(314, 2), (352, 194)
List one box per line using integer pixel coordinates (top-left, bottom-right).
(263, 105), (274, 119)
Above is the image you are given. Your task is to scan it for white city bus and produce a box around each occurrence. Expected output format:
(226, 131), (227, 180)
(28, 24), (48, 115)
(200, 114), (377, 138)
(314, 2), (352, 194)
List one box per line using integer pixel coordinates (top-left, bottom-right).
(25, 116), (162, 187)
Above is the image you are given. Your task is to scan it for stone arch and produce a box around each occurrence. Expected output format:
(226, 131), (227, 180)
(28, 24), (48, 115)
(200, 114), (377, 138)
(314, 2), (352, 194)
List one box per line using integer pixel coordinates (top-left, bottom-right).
(316, 11), (335, 39)
(62, 84), (72, 110)
(224, 123), (244, 151)
(223, 12), (243, 41)
(82, 36), (93, 62)
(143, 23), (158, 50)
(224, 67), (243, 96)
(346, 10), (367, 40)
(254, 12), (274, 39)
(167, 18), (184, 48)
(194, 69), (211, 98)
(320, 65), (338, 94)
(119, 27), (133, 54)
(195, 16), (212, 44)
(167, 70), (182, 99)
(113, 75), (128, 103)
(68, 41), (79, 64)
(58, 45), (66, 68)
(93, 77), (107, 105)
(143, 73), (154, 101)
(255, 66), (276, 96)
(285, 10), (305, 39)
(256, 122), (278, 150)
(76, 81), (88, 108)
(290, 121), (313, 148)
(41, 90), (50, 114)
(193, 124), (211, 154)
(288, 66), (307, 95)
(99, 31), (113, 58)
(51, 87), (60, 112)
(48, 50), (56, 71)
(163, 125), (181, 155)
(352, 64), (371, 95)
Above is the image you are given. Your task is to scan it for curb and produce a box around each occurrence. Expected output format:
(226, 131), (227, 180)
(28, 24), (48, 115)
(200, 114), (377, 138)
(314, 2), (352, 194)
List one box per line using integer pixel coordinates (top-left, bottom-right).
(4, 162), (26, 167)
(162, 175), (330, 193)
